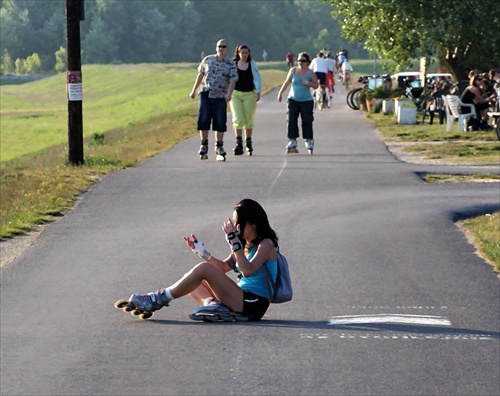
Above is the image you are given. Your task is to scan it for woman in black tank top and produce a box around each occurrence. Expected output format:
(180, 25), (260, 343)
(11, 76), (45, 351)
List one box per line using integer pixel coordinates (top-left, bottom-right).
(229, 44), (262, 156)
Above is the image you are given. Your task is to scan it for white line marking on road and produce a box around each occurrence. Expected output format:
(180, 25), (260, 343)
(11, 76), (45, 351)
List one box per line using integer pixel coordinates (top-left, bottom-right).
(266, 157), (287, 198)
(328, 314), (451, 326)
(299, 333), (495, 341)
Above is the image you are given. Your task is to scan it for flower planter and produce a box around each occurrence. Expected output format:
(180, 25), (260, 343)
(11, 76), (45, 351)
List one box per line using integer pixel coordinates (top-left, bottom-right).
(397, 105), (417, 124)
(366, 98), (374, 112)
(395, 99), (412, 119)
(383, 100), (395, 115)
(373, 98), (383, 113)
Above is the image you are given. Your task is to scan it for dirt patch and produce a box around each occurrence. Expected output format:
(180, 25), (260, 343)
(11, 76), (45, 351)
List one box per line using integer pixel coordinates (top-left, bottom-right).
(1, 227), (45, 269)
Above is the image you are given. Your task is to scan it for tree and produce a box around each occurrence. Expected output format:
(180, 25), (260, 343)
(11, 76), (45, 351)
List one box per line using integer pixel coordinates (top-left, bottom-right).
(1, 49), (15, 75)
(24, 52), (40, 74)
(54, 46), (66, 73)
(327, 0), (500, 81)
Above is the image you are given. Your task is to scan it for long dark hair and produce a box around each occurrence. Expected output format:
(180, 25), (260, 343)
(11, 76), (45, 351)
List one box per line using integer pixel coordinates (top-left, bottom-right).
(233, 44), (253, 62)
(234, 199), (278, 248)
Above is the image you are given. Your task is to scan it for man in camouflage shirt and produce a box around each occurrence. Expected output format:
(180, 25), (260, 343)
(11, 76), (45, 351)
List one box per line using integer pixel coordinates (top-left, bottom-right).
(190, 39), (238, 160)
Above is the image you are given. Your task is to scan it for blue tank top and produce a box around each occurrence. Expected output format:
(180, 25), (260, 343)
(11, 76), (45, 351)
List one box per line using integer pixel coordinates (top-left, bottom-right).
(236, 245), (278, 299)
(289, 68), (313, 102)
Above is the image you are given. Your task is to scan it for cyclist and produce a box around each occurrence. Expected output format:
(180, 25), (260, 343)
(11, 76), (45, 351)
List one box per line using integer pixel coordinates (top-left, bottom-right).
(310, 52), (329, 108)
(325, 53), (336, 99)
(341, 57), (353, 89)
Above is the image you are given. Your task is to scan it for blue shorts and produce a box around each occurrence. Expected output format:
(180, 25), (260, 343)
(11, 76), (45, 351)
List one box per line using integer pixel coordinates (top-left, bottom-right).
(197, 91), (228, 132)
(242, 290), (270, 321)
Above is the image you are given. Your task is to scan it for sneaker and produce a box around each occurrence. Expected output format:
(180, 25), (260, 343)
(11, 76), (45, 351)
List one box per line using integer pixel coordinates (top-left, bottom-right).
(129, 289), (169, 312)
(286, 139), (297, 150)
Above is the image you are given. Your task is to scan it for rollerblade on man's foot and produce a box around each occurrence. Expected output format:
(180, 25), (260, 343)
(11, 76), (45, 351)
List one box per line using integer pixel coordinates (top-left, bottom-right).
(199, 139), (209, 160)
(215, 141), (227, 162)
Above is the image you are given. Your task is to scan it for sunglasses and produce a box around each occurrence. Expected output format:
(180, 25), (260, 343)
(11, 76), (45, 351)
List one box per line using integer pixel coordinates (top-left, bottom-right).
(298, 59), (308, 63)
(218, 45), (227, 48)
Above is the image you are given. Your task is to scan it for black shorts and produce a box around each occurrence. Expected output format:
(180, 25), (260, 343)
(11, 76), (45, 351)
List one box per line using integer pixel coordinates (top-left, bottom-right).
(314, 72), (326, 85)
(242, 290), (270, 321)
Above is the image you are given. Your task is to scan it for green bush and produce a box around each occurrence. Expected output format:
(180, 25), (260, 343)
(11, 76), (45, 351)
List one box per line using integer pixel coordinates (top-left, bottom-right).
(372, 85), (393, 99)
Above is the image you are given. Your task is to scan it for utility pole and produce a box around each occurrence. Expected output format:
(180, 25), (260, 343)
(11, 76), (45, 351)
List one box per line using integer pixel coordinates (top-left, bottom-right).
(66, 0), (84, 165)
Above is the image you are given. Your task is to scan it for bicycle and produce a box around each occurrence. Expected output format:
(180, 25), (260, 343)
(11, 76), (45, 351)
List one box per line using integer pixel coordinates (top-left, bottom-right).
(343, 72), (351, 91)
(314, 84), (329, 110)
(346, 75), (390, 110)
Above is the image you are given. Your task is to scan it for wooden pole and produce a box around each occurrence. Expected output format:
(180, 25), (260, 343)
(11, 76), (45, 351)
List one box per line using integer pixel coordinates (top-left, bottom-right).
(66, 0), (83, 165)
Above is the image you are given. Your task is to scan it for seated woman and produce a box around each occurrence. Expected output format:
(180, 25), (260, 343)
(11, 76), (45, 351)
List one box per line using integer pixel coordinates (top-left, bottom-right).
(460, 74), (497, 124)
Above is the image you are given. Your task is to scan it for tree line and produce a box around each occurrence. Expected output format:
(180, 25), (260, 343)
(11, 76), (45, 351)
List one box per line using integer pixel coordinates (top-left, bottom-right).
(0, 0), (367, 74)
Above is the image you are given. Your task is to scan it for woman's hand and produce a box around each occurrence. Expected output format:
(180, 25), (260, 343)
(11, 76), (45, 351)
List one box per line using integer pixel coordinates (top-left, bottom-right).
(222, 218), (237, 234)
(222, 219), (243, 252)
(183, 233), (197, 249)
(184, 234), (212, 260)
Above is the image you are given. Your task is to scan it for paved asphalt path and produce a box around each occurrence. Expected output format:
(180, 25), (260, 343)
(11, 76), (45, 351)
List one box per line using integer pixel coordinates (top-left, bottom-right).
(1, 87), (499, 396)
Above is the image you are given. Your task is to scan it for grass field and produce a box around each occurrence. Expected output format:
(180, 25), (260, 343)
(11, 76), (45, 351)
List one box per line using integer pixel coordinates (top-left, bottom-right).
(0, 61), (498, 273)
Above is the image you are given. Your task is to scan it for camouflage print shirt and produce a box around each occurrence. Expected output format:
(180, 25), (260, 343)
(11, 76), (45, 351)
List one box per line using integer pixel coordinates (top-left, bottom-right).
(198, 55), (238, 99)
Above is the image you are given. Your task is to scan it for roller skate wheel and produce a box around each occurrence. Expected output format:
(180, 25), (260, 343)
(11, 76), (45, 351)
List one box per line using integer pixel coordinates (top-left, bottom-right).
(122, 305), (134, 312)
(235, 315), (249, 322)
(131, 309), (142, 316)
(216, 155), (226, 162)
(200, 154), (208, 160)
(114, 298), (129, 309)
(204, 315), (220, 322)
(188, 313), (205, 321)
(139, 312), (153, 320)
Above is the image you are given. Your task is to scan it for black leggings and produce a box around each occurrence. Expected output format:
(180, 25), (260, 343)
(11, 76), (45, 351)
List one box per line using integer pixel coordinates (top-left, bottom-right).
(287, 99), (314, 140)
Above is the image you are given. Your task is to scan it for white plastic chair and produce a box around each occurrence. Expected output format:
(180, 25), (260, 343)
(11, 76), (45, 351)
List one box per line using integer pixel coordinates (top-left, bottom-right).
(444, 95), (476, 132)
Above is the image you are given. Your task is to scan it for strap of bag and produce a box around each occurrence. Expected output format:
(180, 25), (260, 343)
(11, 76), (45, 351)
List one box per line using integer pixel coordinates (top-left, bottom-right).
(263, 249), (279, 300)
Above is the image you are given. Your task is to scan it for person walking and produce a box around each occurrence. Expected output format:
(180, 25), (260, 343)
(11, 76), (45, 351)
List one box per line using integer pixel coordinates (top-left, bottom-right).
(277, 52), (319, 154)
(229, 44), (261, 156)
(189, 39), (238, 161)
(285, 51), (295, 68)
(115, 199), (279, 322)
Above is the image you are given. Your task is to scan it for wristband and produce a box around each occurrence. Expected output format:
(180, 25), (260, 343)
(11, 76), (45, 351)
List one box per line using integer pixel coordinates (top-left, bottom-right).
(192, 239), (212, 261)
(225, 230), (243, 252)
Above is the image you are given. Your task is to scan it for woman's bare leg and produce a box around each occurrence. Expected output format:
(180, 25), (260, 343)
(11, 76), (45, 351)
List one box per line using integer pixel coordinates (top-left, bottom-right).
(169, 262), (244, 312)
